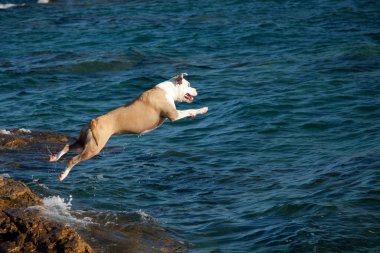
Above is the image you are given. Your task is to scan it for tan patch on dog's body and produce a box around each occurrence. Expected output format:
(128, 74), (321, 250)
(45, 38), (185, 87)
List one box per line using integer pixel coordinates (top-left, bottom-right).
(82, 87), (178, 149)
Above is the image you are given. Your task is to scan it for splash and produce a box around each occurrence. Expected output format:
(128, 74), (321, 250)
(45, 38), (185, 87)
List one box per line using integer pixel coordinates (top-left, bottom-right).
(33, 195), (93, 226)
(42, 195), (72, 217)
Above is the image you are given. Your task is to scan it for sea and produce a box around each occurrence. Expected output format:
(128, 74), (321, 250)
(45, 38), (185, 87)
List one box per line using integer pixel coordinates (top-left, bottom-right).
(0, 0), (380, 252)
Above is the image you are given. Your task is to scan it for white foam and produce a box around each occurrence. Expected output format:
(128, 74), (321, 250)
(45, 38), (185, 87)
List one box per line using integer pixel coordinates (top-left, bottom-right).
(136, 209), (156, 223)
(0, 1), (48, 9)
(0, 4), (17, 9)
(0, 129), (11, 135)
(18, 128), (32, 134)
(0, 3), (26, 9)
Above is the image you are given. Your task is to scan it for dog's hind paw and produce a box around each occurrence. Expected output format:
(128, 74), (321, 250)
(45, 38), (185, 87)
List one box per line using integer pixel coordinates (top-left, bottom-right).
(58, 171), (68, 181)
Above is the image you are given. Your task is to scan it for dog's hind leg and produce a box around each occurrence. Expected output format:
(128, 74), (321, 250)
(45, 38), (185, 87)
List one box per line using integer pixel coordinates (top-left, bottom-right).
(58, 136), (109, 181)
(58, 153), (82, 181)
(58, 154), (78, 181)
(58, 148), (95, 181)
(48, 140), (84, 162)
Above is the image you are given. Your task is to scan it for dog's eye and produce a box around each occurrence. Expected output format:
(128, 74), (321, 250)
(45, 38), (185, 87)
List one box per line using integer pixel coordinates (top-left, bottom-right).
(188, 83), (190, 87)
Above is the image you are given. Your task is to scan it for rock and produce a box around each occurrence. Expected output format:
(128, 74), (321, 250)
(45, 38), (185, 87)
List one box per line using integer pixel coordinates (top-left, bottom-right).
(0, 209), (93, 253)
(0, 177), (94, 253)
(0, 128), (73, 152)
(0, 177), (42, 209)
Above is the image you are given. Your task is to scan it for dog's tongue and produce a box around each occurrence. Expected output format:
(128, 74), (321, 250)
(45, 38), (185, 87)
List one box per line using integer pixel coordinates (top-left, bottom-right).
(185, 93), (194, 101)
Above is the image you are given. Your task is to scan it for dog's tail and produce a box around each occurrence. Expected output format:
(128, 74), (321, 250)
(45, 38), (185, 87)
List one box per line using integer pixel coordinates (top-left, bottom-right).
(90, 119), (99, 146)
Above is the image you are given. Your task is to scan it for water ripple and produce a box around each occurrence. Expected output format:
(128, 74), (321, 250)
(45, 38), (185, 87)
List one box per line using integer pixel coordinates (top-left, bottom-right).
(1, 0), (380, 252)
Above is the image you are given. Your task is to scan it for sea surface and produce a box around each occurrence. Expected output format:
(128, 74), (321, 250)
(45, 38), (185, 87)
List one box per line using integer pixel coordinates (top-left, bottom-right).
(1, 0), (380, 252)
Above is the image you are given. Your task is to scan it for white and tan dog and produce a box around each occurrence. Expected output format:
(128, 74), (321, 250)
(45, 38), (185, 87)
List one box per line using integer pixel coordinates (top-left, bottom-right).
(49, 73), (208, 181)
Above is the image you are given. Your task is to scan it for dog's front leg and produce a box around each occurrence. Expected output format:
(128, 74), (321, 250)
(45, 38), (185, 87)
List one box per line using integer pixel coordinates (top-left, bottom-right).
(173, 107), (208, 121)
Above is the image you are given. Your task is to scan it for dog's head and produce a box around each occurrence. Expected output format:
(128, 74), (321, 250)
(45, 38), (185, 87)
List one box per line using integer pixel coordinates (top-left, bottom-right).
(173, 73), (198, 103)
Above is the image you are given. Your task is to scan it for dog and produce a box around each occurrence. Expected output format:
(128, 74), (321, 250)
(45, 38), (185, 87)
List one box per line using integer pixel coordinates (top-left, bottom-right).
(49, 73), (208, 181)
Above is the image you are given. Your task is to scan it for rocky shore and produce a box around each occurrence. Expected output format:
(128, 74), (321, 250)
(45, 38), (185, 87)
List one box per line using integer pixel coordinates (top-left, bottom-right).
(0, 129), (93, 252)
(0, 128), (188, 253)
(0, 176), (94, 253)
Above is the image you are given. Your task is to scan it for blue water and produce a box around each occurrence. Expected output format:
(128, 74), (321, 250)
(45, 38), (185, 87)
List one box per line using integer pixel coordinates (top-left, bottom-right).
(1, 0), (380, 252)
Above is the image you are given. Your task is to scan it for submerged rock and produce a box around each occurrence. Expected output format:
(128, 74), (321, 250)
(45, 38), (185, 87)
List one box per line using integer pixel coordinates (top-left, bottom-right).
(0, 128), (72, 150)
(0, 177), (94, 253)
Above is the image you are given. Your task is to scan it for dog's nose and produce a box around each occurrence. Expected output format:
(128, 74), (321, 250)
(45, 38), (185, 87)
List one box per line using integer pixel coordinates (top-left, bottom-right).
(193, 89), (198, 96)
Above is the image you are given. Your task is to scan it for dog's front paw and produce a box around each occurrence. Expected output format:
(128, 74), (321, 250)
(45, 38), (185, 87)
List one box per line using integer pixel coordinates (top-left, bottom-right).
(198, 107), (208, 115)
(49, 154), (57, 162)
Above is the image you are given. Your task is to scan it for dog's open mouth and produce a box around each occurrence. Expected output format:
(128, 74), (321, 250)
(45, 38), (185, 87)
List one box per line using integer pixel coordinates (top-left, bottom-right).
(184, 93), (194, 101)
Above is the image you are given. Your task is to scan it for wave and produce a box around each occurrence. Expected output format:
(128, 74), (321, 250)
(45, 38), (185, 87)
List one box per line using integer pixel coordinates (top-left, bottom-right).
(18, 49), (147, 75)
(0, 129), (11, 135)
(0, 0), (50, 10)
(0, 128), (32, 135)
(64, 60), (140, 74)
(0, 3), (23, 9)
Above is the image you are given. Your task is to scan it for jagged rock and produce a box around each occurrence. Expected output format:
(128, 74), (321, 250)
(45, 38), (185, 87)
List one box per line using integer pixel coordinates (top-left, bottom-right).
(0, 209), (93, 253)
(0, 177), (42, 209)
(0, 177), (94, 253)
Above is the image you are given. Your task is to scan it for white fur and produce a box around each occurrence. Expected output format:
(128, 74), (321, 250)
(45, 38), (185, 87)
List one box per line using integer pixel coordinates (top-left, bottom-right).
(156, 81), (177, 108)
(156, 75), (197, 105)
(156, 75), (207, 121)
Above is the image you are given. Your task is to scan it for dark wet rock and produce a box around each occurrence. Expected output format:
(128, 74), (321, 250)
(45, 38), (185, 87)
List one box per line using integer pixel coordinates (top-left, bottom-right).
(0, 128), (73, 152)
(0, 209), (93, 253)
(75, 211), (188, 253)
(0, 177), (94, 253)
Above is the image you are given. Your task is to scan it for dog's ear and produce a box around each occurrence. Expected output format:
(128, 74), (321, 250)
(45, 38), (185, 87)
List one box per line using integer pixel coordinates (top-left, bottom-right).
(176, 74), (183, 84)
(175, 73), (188, 84)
